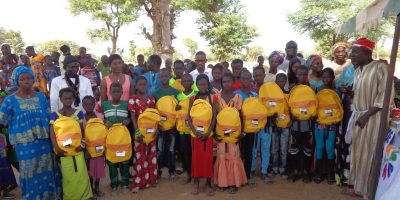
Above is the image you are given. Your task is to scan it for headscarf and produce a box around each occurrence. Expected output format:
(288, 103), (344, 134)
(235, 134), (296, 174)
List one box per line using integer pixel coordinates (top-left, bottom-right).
(332, 42), (350, 55)
(268, 51), (284, 65)
(13, 66), (35, 86)
(352, 37), (376, 51)
(306, 54), (322, 69)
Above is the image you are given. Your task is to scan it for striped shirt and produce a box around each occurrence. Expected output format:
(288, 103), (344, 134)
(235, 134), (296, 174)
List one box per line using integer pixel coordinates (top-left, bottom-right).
(102, 101), (129, 124)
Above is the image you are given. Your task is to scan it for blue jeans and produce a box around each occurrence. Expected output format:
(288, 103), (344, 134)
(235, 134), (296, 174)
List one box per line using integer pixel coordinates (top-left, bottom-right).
(314, 124), (336, 160)
(251, 126), (272, 175)
(271, 127), (289, 173)
(157, 130), (176, 175)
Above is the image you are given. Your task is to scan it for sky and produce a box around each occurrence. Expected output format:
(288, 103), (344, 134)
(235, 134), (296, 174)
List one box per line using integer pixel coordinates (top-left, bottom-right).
(0, 0), (316, 59)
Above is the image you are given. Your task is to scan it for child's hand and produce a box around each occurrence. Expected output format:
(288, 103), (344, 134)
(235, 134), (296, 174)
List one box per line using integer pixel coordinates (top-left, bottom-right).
(75, 146), (83, 152)
(105, 121), (112, 128)
(136, 135), (143, 143)
(123, 119), (130, 126)
(55, 147), (67, 156)
(175, 105), (182, 111)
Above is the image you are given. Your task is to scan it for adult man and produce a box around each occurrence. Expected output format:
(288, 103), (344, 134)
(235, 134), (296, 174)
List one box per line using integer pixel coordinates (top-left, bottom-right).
(346, 37), (389, 199)
(278, 41), (306, 72)
(189, 51), (213, 81)
(60, 45), (71, 56)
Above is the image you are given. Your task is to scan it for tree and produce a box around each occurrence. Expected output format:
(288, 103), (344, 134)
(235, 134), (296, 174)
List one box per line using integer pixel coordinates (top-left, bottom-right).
(287, 0), (392, 58)
(186, 0), (258, 61)
(69, 0), (140, 54)
(136, 46), (154, 59)
(0, 28), (25, 54)
(244, 46), (264, 62)
(38, 40), (80, 55)
(124, 40), (137, 63)
(182, 38), (198, 58)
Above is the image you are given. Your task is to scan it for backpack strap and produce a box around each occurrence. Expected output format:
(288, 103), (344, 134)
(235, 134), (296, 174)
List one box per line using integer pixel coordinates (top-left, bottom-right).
(56, 112), (63, 118)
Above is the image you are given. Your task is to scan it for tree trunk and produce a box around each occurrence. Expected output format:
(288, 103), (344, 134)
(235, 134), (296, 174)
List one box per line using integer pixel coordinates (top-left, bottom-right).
(111, 36), (117, 54)
(144, 0), (174, 61)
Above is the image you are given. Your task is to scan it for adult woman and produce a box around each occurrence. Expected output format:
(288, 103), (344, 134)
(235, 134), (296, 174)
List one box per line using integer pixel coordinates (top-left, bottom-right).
(100, 54), (134, 101)
(0, 67), (58, 200)
(328, 42), (352, 80)
(50, 55), (93, 112)
(265, 51), (284, 83)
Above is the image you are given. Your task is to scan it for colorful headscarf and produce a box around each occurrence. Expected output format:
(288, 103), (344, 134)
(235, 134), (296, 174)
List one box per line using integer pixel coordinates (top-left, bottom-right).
(332, 42), (350, 55)
(13, 66), (35, 86)
(306, 54), (322, 69)
(268, 51), (284, 65)
(352, 37), (376, 51)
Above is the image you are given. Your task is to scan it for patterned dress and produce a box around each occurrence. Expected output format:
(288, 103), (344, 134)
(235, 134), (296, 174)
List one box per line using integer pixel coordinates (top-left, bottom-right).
(0, 92), (58, 200)
(128, 95), (158, 190)
(349, 60), (390, 196)
(213, 93), (247, 187)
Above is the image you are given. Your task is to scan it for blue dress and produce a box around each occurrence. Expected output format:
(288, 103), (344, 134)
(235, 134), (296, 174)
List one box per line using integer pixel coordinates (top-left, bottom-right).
(0, 92), (58, 200)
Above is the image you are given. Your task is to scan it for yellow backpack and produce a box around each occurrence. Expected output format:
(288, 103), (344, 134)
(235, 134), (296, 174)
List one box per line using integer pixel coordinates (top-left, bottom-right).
(85, 118), (108, 158)
(156, 96), (178, 131)
(316, 89), (344, 125)
(106, 123), (132, 163)
(53, 111), (82, 156)
(176, 98), (191, 133)
(288, 85), (318, 120)
(242, 97), (268, 133)
(259, 82), (285, 117)
(138, 108), (161, 144)
(216, 107), (242, 144)
(189, 99), (213, 138)
(276, 94), (291, 128)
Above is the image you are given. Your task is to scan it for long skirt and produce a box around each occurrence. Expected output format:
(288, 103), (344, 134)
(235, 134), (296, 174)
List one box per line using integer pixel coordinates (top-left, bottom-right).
(14, 139), (58, 200)
(191, 137), (213, 178)
(214, 143), (247, 187)
(0, 156), (17, 188)
(130, 140), (158, 190)
(60, 153), (93, 200)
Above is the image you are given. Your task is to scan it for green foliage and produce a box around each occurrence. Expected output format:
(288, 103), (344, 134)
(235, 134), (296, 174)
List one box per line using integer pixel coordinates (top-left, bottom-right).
(38, 40), (80, 55)
(182, 38), (198, 58)
(173, 51), (185, 60)
(136, 46), (154, 59)
(185, 0), (258, 61)
(244, 46), (264, 62)
(0, 28), (25, 54)
(287, 0), (392, 58)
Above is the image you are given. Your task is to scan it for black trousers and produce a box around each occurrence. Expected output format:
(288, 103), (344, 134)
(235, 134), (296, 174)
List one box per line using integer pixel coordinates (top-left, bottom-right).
(240, 133), (256, 179)
(288, 131), (313, 173)
(179, 134), (192, 175)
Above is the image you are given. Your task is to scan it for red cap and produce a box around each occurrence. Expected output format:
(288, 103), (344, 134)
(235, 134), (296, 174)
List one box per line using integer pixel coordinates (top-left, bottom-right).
(352, 37), (375, 51)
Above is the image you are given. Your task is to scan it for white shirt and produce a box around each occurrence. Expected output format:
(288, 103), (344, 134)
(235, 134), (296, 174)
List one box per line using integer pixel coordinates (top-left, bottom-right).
(50, 75), (94, 112)
(278, 56), (306, 72)
(189, 67), (213, 82)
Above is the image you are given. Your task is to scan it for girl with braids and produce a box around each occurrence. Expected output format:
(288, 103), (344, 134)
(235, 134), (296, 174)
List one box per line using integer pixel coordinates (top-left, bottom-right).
(50, 55), (93, 112)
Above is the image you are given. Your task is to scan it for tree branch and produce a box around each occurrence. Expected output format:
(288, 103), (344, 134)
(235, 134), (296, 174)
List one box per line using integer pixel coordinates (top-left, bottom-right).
(142, 27), (152, 41)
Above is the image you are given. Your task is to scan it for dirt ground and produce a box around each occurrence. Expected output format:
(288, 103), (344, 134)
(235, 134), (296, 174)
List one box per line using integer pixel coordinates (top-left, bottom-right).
(11, 168), (356, 200)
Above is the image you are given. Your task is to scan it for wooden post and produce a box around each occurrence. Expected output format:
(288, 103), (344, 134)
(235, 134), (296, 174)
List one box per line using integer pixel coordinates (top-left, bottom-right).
(369, 14), (400, 200)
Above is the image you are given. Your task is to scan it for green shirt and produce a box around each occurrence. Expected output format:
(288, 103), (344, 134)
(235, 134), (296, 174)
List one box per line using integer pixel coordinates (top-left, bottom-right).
(152, 86), (179, 101)
(102, 101), (129, 124)
(177, 89), (198, 101)
(98, 63), (111, 77)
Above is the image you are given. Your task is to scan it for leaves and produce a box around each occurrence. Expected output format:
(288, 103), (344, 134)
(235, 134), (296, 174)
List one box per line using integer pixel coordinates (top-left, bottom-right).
(182, 38), (198, 58)
(37, 40), (80, 55)
(0, 28), (25, 54)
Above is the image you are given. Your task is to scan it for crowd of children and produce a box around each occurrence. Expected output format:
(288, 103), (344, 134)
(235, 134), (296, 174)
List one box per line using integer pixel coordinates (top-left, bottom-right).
(0, 40), (381, 200)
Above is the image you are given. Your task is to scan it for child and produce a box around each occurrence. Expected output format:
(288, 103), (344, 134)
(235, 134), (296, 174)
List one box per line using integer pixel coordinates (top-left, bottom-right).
(102, 82), (131, 195)
(43, 55), (61, 92)
(49, 87), (93, 200)
(128, 76), (157, 193)
(287, 57), (302, 87)
(313, 68), (339, 184)
(82, 96), (106, 198)
(169, 60), (185, 92)
(234, 70), (259, 185)
(188, 74), (216, 196)
(152, 68), (179, 180)
(80, 58), (100, 92)
(288, 65), (313, 183)
(307, 55), (323, 91)
(211, 64), (223, 94)
(0, 91), (17, 200)
(176, 74), (198, 183)
(213, 73), (247, 194)
(271, 73), (290, 179)
(253, 66), (266, 90)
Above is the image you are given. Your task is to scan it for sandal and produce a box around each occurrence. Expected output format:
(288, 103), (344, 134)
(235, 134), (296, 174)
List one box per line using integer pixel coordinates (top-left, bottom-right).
(228, 186), (237, 194)
(217, 186), (225, 192)
(192, 186), (200, 195)
(341, 188), (359, 197)
(313, 175), (323, 184)
(206, 187), (215, 196)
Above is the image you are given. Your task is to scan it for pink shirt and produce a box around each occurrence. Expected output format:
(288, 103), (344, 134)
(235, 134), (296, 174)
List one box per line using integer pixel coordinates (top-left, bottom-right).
(105, 74), (131, 101)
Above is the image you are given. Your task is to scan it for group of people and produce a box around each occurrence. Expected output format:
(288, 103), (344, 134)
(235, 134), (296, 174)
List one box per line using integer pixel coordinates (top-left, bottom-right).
(0, 36), (390, 200)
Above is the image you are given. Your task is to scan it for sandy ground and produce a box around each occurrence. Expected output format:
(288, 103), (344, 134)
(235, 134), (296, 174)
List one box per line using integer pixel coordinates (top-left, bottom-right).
(11, 167), (356, 200)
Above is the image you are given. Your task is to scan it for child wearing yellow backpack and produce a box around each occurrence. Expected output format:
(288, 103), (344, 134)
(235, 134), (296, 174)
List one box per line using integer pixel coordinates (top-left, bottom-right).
(82, 95), (106, 198)
(152, 68), (179, 180)
(313, 68), (343, 184)
(102, 82), (131, 196)
(49, 87), (93, 200)
(176, 74), (197, 183)
(288, 65), (316, 183)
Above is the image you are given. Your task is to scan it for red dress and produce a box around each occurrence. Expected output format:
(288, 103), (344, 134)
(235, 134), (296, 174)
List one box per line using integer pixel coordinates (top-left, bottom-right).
(191, 96), (214, 178)
(128, 95), (158, 190)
